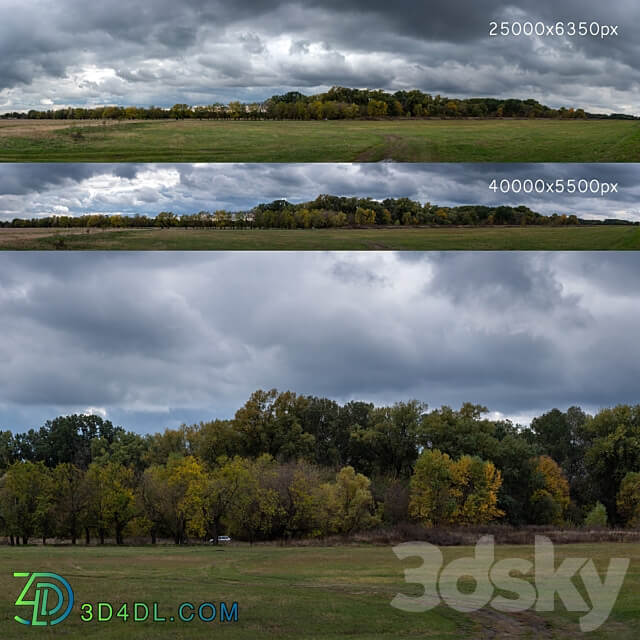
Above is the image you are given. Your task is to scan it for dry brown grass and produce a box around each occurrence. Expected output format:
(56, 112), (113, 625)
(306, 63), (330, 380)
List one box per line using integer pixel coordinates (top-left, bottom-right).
(347, 524), (640, 546)
(0, 227), (131, 248)
(0, 118), (146, 137)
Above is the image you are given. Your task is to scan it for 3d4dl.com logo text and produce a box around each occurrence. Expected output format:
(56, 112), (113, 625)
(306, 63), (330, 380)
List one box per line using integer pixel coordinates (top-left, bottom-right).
(391, 536), (630, 632)
(13, 572), (239, 627)
(13, 572), (74, 626)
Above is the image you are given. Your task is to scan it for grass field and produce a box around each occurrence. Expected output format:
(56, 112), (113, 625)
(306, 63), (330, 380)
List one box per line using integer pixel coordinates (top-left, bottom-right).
(2, 226), (640, 251)
(0, 119), (639, 162)
(1, 543), (638, 639)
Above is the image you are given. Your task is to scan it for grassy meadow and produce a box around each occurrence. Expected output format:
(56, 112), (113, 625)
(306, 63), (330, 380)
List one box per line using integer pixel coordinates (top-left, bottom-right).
(2, 226), (640, 251)
(1, 543), (638, 639)
(0, 119), (639, 162)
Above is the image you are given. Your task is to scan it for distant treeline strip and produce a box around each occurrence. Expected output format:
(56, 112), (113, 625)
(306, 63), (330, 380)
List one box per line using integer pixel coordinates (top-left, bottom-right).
(2, 195), (636, 229)
(1, 87), (637, 120)
(2, 392), (640, 546)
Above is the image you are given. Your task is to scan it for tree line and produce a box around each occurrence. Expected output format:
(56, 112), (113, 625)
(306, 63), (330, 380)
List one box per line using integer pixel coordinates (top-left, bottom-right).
(1, 87), (636, 121)
(2, 391), (640, 545)
(3, 196), (635, 230)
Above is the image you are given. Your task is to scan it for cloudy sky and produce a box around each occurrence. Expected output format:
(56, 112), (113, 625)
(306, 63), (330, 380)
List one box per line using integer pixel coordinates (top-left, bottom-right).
(0, 0), (638, 113)
(1, 163), (639, 222)
(1, 251), (639, 434)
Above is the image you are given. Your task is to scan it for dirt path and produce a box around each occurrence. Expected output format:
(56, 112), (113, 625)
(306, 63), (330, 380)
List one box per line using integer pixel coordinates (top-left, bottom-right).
(470, 609), (556, 639)
(355, 133), (412, 161)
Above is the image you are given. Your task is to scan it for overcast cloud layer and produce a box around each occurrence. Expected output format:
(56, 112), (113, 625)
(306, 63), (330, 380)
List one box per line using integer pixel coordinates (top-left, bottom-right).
(1, 252), (639, 433)
(1, 163), (639, 222)
(0, 0), (638, 113)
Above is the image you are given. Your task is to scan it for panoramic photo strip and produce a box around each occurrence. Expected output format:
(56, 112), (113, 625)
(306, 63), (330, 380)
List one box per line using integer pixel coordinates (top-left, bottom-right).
(0, 0), (638, 161)
(1, 251), (640, 637)
(1, 163), (639, 250)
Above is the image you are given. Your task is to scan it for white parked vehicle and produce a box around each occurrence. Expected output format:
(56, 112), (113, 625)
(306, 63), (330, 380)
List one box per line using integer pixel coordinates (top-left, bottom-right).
(209, 535), (232, 543)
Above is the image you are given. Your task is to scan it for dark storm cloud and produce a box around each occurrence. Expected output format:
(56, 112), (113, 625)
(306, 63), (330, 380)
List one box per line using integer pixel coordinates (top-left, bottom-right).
(0, 0), (638, 113)
(1, 163), (639, 222)
(0, 164), (143, 196)
(1, 252), (639, 433)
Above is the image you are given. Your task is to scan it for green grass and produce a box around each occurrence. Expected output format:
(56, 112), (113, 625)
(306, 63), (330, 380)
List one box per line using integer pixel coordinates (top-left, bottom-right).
(1, 543), (638, 639)
(1, 119), (639, 161)
(3, 226), (640, 251)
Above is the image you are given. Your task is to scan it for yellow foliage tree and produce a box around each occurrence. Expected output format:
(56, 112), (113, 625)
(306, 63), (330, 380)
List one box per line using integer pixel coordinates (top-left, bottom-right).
(355, 207), (376, 225)
(320, 466), (378, 535)
(617, 472), (640, 527)
(530, 455), (570, 525)
(449, 455), (504, 525)
(409, 449), (455, 526)
(409, 450), (504, 526)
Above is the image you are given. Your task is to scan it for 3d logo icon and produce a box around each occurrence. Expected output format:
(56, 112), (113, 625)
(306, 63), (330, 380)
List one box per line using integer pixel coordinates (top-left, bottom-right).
(13, 572), (74, 626)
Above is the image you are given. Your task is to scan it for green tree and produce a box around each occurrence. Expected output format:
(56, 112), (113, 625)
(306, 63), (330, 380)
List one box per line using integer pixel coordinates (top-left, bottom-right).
(349, 401), (425, 477)
(170, 104), (191, 119)
(0, 461), (52, 544)
(144, 427), (189, 466)
(51, 463), (86, 544)
(528, 407), (588, 490)
(582, 405), (640, 522)
(186, 419), (242, 467)
(155, 211), (179, 228)
(85, 462), (136, 544)
(0, 430), (17, 471)
(233, 390), (314, 461)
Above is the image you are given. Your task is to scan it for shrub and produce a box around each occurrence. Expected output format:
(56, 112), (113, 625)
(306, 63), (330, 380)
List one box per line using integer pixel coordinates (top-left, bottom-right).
(584, 502), (608, 528)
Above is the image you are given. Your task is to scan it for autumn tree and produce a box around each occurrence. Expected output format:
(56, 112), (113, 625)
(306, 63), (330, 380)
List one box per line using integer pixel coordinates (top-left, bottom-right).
(409, 450), (503, 526)
(528, 407), (589, 505)
(168, 456), (208, 544)
(320, 466), (378, 535)
(271, 460), (324, 540)
(529, 456), (570, 525)
(409, 449), (455, 526)
(354, 207), (376, 225)
(449, 455), (504, 525)
(617, 472), (640, 527)
(367, 100), (388, 117)
(225, 456), (280, 543)
(196, 456), (252, 543)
